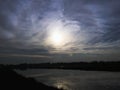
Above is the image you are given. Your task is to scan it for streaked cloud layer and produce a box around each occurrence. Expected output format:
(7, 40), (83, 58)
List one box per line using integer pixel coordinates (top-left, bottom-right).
(0, 0), (120, 63)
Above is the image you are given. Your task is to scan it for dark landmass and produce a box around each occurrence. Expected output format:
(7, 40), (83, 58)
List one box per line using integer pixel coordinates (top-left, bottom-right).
(0, 67), (62, 90)
(1, 61), (120, 72)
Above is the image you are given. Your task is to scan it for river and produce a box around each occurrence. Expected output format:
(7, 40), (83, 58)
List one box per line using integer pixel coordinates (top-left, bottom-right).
(16, 69), (120, 90)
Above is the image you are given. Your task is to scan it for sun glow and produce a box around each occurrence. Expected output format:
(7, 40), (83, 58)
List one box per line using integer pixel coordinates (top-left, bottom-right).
(48, 27), (68, 48)
(50, 30), (64, 46)
(45, 20), (72, 49)
(44, 17), (81, 52)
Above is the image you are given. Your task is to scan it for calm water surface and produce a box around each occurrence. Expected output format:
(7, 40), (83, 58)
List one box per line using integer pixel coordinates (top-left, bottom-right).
(17, 69), (120, 90)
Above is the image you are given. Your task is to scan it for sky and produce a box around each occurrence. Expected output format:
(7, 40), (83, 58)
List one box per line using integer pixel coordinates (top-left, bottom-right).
(0, 0), (120, 64)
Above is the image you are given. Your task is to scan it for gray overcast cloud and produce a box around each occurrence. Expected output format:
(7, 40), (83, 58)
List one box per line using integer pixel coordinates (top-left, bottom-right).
(0, 0), (120, 63)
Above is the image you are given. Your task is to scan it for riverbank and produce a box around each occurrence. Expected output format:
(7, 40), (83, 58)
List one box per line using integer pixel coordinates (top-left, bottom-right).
(0, 67), (62, 90)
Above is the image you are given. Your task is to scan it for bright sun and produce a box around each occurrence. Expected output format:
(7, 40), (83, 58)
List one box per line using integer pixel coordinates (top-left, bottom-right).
(46, 21), (67, 48)
(50, 30), (64, 46)
(45, 20), (73, 49)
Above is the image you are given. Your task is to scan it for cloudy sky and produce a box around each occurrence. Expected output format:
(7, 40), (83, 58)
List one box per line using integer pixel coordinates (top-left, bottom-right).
(0, 0), (120, 64)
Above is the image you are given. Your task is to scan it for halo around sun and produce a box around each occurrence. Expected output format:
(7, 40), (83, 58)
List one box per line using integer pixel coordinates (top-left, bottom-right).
(45, 20), (73, 49)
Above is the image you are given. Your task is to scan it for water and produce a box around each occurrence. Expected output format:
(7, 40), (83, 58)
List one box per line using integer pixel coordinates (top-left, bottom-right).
(17, 69), (120, 90)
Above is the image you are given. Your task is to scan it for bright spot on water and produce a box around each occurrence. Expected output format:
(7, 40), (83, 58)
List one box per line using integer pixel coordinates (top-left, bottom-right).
(53, 79), (71, 90)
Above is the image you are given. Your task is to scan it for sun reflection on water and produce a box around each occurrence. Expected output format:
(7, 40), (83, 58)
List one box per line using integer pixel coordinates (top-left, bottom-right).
(53, 79), (72, 90)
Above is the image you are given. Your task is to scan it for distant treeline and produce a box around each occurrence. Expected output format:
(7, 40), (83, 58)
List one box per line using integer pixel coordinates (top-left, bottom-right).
(1, 61), (120, 72)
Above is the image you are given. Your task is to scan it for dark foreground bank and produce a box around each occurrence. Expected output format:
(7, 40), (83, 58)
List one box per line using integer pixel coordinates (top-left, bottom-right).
(0, 67), (62, 90)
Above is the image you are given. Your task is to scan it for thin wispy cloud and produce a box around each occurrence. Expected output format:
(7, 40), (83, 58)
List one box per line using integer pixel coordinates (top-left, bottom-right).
(0, 0), (120, 63)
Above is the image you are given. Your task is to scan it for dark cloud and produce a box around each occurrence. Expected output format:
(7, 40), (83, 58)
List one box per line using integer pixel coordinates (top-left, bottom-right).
(0, 47), (49, 55)
(84, 47), (120, 50)
(64, 0), (120, 44)
(0, 0), (51, 49)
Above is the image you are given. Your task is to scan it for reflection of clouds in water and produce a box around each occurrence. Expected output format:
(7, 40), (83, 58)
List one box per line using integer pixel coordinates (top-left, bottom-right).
(17, 69), (120, 90)
(27, 73), (52, 77)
